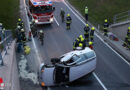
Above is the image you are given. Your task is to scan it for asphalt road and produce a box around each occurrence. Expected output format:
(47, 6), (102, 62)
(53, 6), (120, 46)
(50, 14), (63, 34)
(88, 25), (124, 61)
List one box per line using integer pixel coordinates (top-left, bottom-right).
(18, 0), (130, 90)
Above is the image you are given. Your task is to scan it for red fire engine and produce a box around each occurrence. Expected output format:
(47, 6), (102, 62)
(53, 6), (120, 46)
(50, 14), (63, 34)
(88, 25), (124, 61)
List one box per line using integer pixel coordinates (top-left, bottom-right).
(27, 0), (55, 24)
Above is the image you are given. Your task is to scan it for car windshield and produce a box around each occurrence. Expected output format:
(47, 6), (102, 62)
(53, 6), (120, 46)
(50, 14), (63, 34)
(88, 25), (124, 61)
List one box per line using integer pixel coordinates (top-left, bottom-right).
(31, 6), (53, 14)
(64, 55), (80, 65)
(84, 51), (95, 59)
(76, 51), (95, 64)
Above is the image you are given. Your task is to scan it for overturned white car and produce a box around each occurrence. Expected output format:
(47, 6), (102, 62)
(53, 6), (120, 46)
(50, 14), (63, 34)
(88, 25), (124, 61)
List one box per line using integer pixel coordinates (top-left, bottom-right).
(38, 47), (96, 86)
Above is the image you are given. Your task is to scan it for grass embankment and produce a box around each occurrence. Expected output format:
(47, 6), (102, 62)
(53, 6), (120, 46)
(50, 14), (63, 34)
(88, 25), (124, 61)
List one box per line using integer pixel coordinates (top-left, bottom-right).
(0, 0), (19, 29)
(69, 0), (130, 26)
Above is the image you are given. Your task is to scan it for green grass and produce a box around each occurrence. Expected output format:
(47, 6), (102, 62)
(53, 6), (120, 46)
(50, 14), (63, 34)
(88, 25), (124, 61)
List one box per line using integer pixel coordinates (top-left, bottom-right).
(0, 0), (19, 29)
(69, 0), (130, 25)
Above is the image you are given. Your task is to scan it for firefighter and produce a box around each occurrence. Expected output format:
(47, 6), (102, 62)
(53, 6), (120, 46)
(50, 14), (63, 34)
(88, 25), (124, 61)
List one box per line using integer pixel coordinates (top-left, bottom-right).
(123, 27), (130, 48)
(30, 19), (35, 29)
(104, 19), (109, 36)
(123, 35), (128, 47)
(76, 43), (83, 50)
(17, 25), (21, 31)
(22, 35), (26, 44)
(30, 19), (37, 37)
(84, 24), (90, 42)
(127, 27), (130, 49)
(89, 41), (93, 49)
(90, 27), (95, 41)
(28, 31), (32, 41)
(80, 38), (86, 49)
(73, 38), (79, 50)
(128, 35), (130, 49)
(0, 23), (3, 30)
(2, 28), (6, 38)
(20, 29), (25, 37)
(78, 35), (83, 41)
(17, 41), (22, 53)
(127, 27), (130, 36)
(20, 29), (26, 44)
(16, 26), (21, 34)
(17, 18), (24, 28)
(73, 35), (84, 50)
(39, 30), (44, 45)
(85, 6), (88, 22)
(16, 25), (22, 42)
(66, 14), (72, 30)
(60, 8), (65, 22)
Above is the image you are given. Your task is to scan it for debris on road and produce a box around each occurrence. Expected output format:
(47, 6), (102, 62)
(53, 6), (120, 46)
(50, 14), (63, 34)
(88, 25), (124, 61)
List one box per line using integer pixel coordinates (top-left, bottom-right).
(108, 32), (119, 41)
(18, 55), (39, 84)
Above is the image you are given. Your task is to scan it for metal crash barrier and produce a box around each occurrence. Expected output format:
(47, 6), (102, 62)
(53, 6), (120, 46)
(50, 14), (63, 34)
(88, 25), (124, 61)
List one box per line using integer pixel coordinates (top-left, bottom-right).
(0, 29), (13, 66)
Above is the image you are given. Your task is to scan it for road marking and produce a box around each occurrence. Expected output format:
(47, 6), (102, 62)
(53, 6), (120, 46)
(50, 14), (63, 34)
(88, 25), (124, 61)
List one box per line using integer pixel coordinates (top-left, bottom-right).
(24, 0), (41, 65)
(47, 87), (51, 90)
(105, 43), (130, 65)
(64, 0), (130, 66)
(19, 55), (39, 84)
(93, 72), (107, 90)
(54, 17), (60, 26)
(64, 1), (108, 89)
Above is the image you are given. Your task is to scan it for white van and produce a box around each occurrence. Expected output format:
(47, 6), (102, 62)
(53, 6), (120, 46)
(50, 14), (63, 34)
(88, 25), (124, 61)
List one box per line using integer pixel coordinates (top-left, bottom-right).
(38, 47), (96, 86)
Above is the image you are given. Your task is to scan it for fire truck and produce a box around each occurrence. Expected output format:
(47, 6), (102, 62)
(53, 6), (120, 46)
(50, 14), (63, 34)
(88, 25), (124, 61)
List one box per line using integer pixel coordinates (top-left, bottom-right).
(27, 0), (55, 24)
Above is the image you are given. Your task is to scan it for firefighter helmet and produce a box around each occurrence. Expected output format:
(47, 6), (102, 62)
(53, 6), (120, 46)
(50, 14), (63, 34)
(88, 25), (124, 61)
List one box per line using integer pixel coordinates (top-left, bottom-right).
(79, 43), (83, 47)
(18, 18), (21, 22)
(67, 14), (70, 16)
(40, 30), (43, 33)
(91, 27), (95, 30)
(128, 27), (130, 30)
(21, 29), (24, 32)
(81, 38), (84, 42)
(0, 23), (2, 26)
(105, 19), (108, 23)
(86, 24), (89, 27)
(89, 41), (93, 45)
(17, 26), (21, 29)
(79, 35), (83, 38)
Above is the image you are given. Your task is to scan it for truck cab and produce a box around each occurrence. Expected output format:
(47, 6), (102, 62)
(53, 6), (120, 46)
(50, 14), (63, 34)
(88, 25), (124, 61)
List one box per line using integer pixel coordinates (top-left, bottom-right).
(27, 0), (55, 24)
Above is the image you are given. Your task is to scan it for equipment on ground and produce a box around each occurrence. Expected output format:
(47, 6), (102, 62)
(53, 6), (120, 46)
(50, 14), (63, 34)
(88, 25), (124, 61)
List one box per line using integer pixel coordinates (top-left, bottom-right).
(108, 32), (119, 41)
(24, 45), (31, 55)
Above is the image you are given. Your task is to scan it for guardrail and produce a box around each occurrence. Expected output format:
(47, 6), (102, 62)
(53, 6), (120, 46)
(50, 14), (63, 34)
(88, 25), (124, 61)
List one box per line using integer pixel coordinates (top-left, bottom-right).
(113, 10), (130, 24)
(0, 29), (13, 65)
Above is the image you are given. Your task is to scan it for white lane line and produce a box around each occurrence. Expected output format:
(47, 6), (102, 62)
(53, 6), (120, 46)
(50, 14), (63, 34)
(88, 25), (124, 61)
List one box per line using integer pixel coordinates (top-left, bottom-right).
(54, 17), (60, 26)
(105, 43), (130, 65)
(64, 1), (108, 90)
(31, 37), (42, 64)
(93, 72), (107, 90)
(64, 1), (130, 66)
(47, 87), (51, 90)
(24, 0), (41, 65)
(95, 33), (104, 42)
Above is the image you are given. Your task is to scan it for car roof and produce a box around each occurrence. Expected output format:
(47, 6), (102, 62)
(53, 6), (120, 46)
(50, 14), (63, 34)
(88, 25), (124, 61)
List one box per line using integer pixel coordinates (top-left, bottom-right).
(61, 47), (94, 62)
